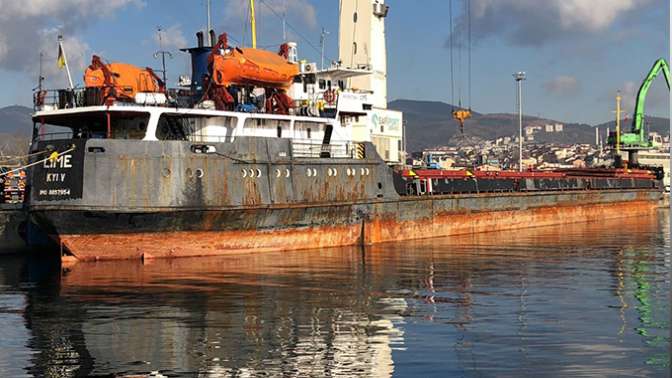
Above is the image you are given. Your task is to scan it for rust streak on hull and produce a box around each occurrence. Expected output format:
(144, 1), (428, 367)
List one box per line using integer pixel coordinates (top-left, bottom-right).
(364, 200), (658, 244)
(59, 224), (362, 261)
(57, 199), (658, 262)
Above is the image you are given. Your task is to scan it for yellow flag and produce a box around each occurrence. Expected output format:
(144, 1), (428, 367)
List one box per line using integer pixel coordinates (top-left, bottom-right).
(57, 44), (65, 69)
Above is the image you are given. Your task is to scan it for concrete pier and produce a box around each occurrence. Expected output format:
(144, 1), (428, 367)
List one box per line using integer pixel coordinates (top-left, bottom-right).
(0, 205), (26, 253)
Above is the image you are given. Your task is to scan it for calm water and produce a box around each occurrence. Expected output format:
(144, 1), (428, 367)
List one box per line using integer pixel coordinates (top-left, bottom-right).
(0, 211), (670, 377)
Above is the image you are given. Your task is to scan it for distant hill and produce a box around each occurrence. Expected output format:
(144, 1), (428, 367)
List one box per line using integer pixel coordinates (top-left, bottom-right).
(0, 105), (32, 156)
(0, 105), (32, 135)
(389, 99), (669, 152)
(594, 117), (669, 137)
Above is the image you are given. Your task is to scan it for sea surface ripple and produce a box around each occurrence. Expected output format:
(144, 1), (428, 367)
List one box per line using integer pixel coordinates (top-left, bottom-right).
(0, 210), (669, 377)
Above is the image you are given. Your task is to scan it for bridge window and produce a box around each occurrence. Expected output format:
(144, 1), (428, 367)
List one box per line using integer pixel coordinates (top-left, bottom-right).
(33, 111), (150, 141)
(157, 114), (236, 142)
(295, 121), (325, 140)
(157, 114), (197, 141)
(244, 117), (290, 138)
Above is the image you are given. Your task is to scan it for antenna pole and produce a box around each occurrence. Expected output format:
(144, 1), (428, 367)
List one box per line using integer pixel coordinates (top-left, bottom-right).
(38, 52), (44, 91)
(320, 28), (329, 70)
(514, 72), (526, 172)
(154, 27), (173, 85)
(207, 0), (212, 45)
(282, 0), (287, 42)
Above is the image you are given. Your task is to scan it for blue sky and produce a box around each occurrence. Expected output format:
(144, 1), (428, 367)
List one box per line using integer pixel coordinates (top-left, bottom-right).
(0, 0), (668, 124)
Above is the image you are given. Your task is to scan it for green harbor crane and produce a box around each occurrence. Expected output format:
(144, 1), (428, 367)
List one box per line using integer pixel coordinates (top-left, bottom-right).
(609, 58), (670, 165)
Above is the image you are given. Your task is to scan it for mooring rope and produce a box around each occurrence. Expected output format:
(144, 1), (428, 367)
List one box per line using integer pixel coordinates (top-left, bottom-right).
(0, 145), (76, 178)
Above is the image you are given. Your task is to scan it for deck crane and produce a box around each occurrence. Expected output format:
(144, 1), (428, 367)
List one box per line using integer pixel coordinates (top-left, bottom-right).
(608, 58), (670, 165)
(449, 0), (472, 134)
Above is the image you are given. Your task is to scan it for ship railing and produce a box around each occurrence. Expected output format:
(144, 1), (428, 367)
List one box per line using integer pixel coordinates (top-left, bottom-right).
(33, 87), (177, 110)
(33, 88), (339, 120)
(34, 132), (75, 142)
(34, 88), (89, 111)
(33, 87), (190, 111)
(291, 139), (355, 159)
(186, 135), (231, 143)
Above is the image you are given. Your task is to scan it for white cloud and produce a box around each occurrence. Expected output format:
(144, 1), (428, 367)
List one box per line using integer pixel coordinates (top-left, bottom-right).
(0, 0), (141, 86)
(154, 25), (188, 51)
(555, 0), (648, 31)
(463, 0), (652, 46)
(620, 81), (639, 116)
(0, 0), (142, 20)
(543, 75), (580, 96)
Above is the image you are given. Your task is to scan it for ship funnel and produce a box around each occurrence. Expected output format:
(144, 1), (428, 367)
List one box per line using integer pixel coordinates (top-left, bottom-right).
(181, 32), (212, 97)
(209, 30), (216, 47)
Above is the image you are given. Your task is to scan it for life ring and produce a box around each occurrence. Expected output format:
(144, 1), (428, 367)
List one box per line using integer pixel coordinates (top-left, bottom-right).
(323, 89), (337, 105)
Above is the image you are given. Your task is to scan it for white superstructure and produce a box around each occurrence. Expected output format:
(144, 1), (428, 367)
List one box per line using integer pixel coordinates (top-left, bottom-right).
(338, 0), (404, 164)
(33, 105), (358, 159)
(338, 0), (389, 109)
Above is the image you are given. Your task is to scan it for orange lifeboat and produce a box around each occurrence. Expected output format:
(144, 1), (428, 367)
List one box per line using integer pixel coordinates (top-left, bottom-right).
(210, 35), (298, 89)
(84, 55), (164, 101)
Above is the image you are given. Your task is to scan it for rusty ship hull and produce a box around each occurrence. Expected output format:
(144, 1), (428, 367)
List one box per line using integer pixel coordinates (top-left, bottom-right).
(27, 137), (664, 262)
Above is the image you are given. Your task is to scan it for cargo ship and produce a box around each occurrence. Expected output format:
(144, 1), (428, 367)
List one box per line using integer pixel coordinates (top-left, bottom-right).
(26, 0), (664, 261)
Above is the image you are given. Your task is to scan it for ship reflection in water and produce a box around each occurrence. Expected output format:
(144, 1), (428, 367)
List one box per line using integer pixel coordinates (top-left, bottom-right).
(0, 212), (669, 377)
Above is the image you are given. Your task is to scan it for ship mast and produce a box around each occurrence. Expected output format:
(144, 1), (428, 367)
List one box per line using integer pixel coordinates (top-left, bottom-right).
(36, 52), (45, 92)
(250, 0), (257, 48)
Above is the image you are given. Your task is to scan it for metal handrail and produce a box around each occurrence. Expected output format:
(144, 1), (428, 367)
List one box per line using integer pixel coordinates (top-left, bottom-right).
(34, 132), (75, 142)
(187, 135), (230, 143)
(291, 139), (354, 159)
(32, 87), (339, 121)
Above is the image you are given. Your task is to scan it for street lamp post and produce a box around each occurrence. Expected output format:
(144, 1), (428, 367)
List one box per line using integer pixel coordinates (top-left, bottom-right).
(513, 72), (526, 172)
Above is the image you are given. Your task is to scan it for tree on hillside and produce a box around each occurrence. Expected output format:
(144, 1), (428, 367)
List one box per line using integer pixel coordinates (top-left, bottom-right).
(0, 133), (32, 165)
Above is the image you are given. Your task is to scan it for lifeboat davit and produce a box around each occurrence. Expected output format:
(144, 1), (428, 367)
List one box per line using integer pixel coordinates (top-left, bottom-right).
(210, 35), (299, 89)
(84, 55), (164, 101)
